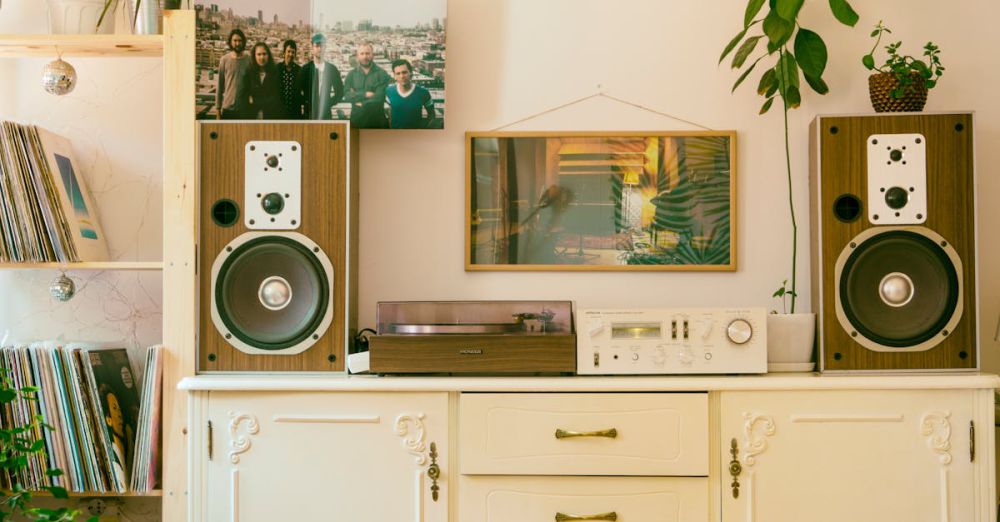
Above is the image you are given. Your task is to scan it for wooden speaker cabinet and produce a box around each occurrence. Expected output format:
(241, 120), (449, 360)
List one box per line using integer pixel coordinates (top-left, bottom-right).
(810, 113), (978, 372)
(199, 122), (358, 372)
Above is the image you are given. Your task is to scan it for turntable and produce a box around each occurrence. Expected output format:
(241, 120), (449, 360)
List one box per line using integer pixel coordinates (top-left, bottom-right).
(368, 301), (576, 374)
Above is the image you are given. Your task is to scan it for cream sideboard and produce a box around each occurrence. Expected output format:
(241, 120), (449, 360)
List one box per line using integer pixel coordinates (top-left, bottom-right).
(180, 374), (999, 522)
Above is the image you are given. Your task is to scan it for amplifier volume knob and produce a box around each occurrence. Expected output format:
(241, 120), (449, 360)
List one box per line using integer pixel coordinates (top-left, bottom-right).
(726, 319), (753, 345)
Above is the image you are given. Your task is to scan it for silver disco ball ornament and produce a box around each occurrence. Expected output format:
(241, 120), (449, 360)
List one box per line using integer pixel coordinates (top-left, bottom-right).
(42, 58), (77, 96)
(49, 273), (76, 302)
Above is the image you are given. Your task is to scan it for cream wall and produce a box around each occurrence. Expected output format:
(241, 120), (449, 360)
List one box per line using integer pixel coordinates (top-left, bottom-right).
(356, 0), (1000, 371)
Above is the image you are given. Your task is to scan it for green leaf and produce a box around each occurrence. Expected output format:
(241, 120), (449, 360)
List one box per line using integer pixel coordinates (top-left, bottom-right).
(45, 469), (64, 477)
(760, 96), (776, 114)
(43, 486), (69, 500)
(828, 0), (859, 26)
(773, 287), (786, 297)
(776, 0), (805, 21)
(732, 36), (763, 68)
(803, 73), (829, 94)
(732, 58), (761, 92)
(763, 10), (794, 49)
(757, 68), (777, 95)
(793, 29), (827, 78)
(0, 389), (15, 402)
(862, 54), (875, 70)
(720, 28), (750, 64)
(29, 440), (45, 452)
(744, 0), (768, 27)
(786, 85), (802, 108)
(870, 29), (880, 37)
(777, 51), (800, 92)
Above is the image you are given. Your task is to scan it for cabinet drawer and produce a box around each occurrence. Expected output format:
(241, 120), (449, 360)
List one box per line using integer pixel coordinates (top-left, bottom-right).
(459, 476), (708, 522)
(460, 393), (708, 475)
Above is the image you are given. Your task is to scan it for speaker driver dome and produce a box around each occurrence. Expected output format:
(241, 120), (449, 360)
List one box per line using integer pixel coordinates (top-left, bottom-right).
(211, 232), (334, 355)
(835, 227), (962, 352)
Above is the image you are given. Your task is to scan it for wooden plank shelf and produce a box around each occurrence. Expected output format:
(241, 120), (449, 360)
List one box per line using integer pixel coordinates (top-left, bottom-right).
(0, 261), (163, 271)
(0, 35), (163, 58)
(7, 489), (164, 498)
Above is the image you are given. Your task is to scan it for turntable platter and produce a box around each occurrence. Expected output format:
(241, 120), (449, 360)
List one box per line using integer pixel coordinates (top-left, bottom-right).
(388, 323), (524, 335)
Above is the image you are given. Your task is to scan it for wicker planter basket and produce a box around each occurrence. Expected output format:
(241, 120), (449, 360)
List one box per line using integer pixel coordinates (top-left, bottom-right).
(868, 72), (928, 112)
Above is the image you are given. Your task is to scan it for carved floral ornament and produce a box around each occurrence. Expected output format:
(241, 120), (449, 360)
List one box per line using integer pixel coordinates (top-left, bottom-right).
(920, 411), (952, 465)
(394, 413), (429, 466)
(228, 411), (260, 465)
(742, 412), (776, 467)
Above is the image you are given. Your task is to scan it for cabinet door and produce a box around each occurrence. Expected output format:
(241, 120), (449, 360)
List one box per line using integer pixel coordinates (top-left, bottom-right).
(199, 391), (448, 522)
(720, 390), (975, 522)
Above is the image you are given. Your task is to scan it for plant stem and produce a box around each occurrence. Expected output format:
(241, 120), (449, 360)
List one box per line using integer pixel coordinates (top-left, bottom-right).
(780, 49), (798, 314)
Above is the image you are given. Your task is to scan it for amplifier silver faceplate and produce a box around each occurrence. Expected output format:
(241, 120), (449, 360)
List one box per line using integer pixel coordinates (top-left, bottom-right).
(577, 308), (768, 375)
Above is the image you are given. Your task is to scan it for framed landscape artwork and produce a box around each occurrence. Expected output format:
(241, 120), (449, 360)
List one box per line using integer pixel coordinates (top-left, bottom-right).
(466, 131), (737, 271)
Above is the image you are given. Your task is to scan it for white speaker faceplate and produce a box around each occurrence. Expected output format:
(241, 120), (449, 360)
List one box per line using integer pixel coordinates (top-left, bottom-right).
(244, 140), (302, 230)
(866, 133), (927, 225)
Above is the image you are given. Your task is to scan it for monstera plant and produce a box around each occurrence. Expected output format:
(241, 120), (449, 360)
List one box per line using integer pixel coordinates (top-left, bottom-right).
(720, 0), (860, 370)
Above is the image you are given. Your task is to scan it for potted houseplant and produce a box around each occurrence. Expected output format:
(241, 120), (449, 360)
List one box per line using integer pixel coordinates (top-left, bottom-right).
(862, 21), (945, 112)
(0, 369), (90, 521)
(720, 0), (860, 371)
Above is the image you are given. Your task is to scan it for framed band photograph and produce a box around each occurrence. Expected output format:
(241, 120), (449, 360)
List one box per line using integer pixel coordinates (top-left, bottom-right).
(194, 0), (446, 129)
(466, 131), (737, 271)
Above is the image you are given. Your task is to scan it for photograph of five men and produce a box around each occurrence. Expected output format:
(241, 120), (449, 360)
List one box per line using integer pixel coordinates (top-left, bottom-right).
(194, 0), (446, 129)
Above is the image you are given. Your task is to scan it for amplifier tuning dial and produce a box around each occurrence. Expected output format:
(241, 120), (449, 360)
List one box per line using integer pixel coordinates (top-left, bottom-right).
(726, 319), (753, 345)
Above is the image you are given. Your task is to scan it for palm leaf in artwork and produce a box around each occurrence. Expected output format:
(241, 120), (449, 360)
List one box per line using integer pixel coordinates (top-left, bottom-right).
(651, 136), (731, 265)
(673, 224), (731, 265)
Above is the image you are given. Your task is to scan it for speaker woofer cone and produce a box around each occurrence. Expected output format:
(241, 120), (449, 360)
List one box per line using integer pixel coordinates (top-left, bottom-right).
(834, 227), (963, 352)
(211, 232), (334, 355)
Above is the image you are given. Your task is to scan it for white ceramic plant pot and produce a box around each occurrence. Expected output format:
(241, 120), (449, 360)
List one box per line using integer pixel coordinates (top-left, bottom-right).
(47, 0), (115, 34)
(766, 312), (816, 372)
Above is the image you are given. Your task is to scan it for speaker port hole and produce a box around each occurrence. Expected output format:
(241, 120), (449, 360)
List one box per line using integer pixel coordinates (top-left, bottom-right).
(211, 199), (240, 227)
(833, 194), (862, 223)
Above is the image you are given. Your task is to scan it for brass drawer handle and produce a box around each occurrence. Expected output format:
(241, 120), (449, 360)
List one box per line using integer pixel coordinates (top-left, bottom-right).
(427, 442), (440, 502)
(555, 512), (618, 521)
(554, 428), (618, 439)
(729, 438), (742, 498)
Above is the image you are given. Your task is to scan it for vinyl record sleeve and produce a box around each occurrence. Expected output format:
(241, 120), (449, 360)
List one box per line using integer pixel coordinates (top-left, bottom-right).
(34, 127), (109, 262)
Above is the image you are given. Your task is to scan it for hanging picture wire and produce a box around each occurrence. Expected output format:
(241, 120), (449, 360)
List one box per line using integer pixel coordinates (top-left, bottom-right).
(490, 87), (717, 132)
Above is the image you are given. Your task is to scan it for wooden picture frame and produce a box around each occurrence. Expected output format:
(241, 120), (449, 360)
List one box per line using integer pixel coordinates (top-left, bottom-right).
(466, 131), (737, 271)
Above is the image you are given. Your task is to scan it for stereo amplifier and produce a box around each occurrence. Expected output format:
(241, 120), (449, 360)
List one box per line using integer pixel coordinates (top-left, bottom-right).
(577, 308), (767, 375)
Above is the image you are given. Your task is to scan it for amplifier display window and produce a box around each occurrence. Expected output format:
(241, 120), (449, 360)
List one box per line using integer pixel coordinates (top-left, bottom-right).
(611, 322), (662, 339)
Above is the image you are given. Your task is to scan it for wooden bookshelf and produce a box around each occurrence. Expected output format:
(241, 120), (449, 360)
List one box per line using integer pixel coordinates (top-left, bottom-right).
(0, 261), (163, 271)
(0, 35), (163, 58)
(7, 489), (163, 498)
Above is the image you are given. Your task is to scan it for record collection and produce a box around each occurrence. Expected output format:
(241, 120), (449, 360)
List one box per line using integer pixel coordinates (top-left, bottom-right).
(0, 121), (109, 263)
(0, 342), (161, 494)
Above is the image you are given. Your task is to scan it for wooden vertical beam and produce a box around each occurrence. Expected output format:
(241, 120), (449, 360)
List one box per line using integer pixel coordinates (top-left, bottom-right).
(162, 10), (197, 522)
